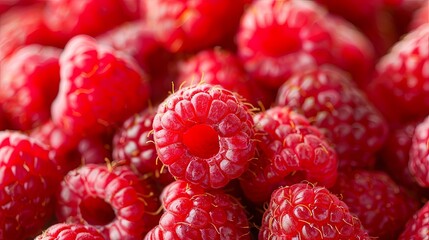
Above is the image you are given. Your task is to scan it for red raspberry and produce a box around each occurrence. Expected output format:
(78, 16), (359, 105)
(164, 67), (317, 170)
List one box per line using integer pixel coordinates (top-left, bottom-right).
(259, 183), (369, 239)
(239, 106), (338, 204)
(113, 107), (174, 186)
(0, 0), (41, 15)
(153, 84), (256, 189)
(176, 49), (253, 104)
(0, 131), (60, 240)
(367, 24), (429, 123)
(409, 115), (429, 187)
(145, 0), (248, 53)
(276, 65), (388, 169)
(331, 170), (419, 239)
(56, 164), (161, 239)
(44, 0), (131, 39)
(0, 4), (64, 62)
(237, 0), (332, 89)
(51, 35), (150, 137)
(409, 1), (429, 30)
(0, 44), (61, 131)
(144, 180), (250, 240)
(399, 201), (429, 240)
(35, 223), (104, 240)
(379, 120), (423, 189)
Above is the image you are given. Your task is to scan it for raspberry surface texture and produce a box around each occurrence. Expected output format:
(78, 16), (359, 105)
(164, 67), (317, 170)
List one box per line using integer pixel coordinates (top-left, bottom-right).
(0, 131), (60, 240)
(409, 116), (429, 187)
(51, 35), (150, 137)
(153, 83), (256, 189)
(259, 183), (370, 239)
(113, 107), (174, 186)
(56, 164), (161, 239)
(144, 180), (250, 240)
(0, 44), (61, 131)
(35, 223), (104, 240)
(331, 170), (419, 239)
(276, 65), (388, 169)
(240, 106), (338, 204)
(399, 201), (429, 240)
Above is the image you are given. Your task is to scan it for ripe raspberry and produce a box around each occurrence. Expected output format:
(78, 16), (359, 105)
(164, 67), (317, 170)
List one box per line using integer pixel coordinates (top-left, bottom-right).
(35, 223), (104, 240)
(260, 183), (369, 239)
(367, 24), (429, 123)
(239, 106), (338, 204)
(399, 201), (429, 240)
(145, 0), (248, 53)
(176, 49), (253, 104)
(51, 35), (150, 137)
(113, 107), (174, 186)
(276, 65), (388, 169)
(44, 0), (131, 39)
(409, 1), (429, 30)
(56, 164), (161, 239)
(0, 44), (61, 131)
(409, 115), (429, 187)
(237, 0), (332, 89)
(153, 84), (256, 189)
(144, 180), (250, 240)
(0, 4), (64, 62)
(331, 170), (419, 239)
(379, 120), (423, 189)
(0, 131), (60, 240)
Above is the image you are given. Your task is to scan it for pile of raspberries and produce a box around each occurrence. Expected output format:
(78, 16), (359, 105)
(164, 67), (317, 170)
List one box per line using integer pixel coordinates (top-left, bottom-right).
(0, 0), (428, 239)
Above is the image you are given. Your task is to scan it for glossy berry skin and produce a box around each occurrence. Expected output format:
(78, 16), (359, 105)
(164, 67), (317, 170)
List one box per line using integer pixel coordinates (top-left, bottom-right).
(56, 164), (161, 240)
(35, 223), (104, 240)
(240, 106), (338, 204)
(368, 24), (429, 123)
(409, 116), (429, 187)
(51, 35), (150, 137)
(153, 84), (256, 189)
(276, 66), (388, 169)
(0, 44), (61, 131)
(176, 49), (253, 104)
(0, 131), (60, 240)
(259, 183), (369, 240)
(44, 0), (131, 39)
(144, 180), (250, 240)
(113, 107), (174, 186)
(331, 170), (419, 239)
(145, 0), (248, 53)
(399, 201), (429, 240)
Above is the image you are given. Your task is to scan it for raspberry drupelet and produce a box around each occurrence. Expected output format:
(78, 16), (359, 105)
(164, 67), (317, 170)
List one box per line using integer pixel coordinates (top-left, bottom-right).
(35, 223), (104, 240)
(409, 115), (429, 187)
(240, 106), (338, 204)
(259, 183), (370, 240)
(153, 83), (256, 189)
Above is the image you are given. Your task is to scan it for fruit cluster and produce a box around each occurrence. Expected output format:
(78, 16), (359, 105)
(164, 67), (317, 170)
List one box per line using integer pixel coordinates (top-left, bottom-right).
(0, 0), (428, 239)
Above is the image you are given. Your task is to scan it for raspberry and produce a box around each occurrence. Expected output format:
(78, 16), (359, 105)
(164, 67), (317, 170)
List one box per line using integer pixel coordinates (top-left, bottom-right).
(399, 201), (429, 240)
(112, 107), (174, 186)
(0, 131), (60, 240)
(56, 164), (161, 239)
(409, 115), (429, 187)
(145, 0), (248, 53)
(259, 183), (369, 239)
(237, 0), (332, 89)
(367, 24), (429, 123)
(0, 4), (64, 62)
(276, 65), (388, 169)
(0, 44), (61, 131)
(44, 0), (131, 39)
(239, 106), (338, 204)
(176, 49), (253, 104)
(51, 35), (150, 137)
(153, 83), (256, 189)
(331, 170), (419, 239)
(379, 120), (423, 189)
(144, 180), (250, 240)
(35, 223), (104, 240)
(409, 1), (428, 30)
